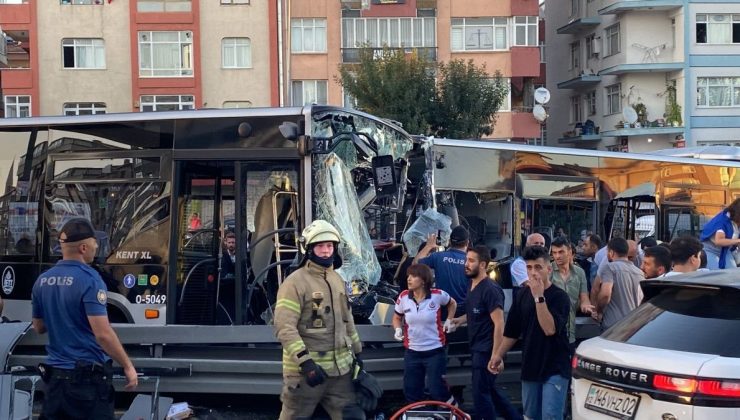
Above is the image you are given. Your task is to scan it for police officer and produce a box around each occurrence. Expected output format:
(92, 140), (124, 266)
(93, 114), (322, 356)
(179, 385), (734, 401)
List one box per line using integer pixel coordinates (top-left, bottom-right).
(414, 225), (470, 318)
(32, 218), (137, 419)
(274, 220), (362, 420)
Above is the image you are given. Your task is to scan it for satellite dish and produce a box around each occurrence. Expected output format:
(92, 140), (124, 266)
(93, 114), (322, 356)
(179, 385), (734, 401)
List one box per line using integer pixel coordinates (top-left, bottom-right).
(533, 105), (548, 123)
(534, 87), (551, 105)
(622, 106), (638, 124)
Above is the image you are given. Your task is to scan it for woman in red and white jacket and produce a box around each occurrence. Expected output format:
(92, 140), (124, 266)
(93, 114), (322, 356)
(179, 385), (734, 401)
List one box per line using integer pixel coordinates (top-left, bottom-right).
(392, 263), (457, 404)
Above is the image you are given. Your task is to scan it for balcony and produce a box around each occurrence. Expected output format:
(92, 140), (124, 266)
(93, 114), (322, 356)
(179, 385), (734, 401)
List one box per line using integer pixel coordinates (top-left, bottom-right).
(599, 0), (682, 15)
(341, 47), (437, 63)
(556, 17), (601, 35)
(600, 126), (684, 137)
(1, 68), (33, 89)
(599, 62), (683, 76)
(558, 134), (602, 144)
(0, 1), (31, 24)
(511, 47), (540, 78)
(557, 74), (601, 90)
(511, 109), (542, 139)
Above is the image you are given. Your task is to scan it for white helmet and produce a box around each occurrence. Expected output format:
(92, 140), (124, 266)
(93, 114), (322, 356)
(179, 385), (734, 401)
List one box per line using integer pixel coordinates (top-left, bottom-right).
(302, 220), (341, 246)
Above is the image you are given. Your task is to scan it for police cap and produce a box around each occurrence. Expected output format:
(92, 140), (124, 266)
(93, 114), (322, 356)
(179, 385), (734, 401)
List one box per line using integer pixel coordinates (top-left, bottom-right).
(450, 226), (469, 243)
(59, 218), (96, 243)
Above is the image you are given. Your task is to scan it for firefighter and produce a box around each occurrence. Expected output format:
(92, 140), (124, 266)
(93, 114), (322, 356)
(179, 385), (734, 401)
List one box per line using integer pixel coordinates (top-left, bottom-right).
(274, 220), (363, 420)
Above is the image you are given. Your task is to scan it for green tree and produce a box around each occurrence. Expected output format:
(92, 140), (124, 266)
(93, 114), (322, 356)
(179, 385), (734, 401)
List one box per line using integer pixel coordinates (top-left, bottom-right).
(434, 59), (509, 138)
(337, 47), (436, 135)
(337, 48), (509, 138)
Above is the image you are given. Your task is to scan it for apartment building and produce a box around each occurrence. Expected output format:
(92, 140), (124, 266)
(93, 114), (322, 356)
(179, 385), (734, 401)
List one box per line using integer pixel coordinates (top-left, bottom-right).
(283, 0), (543, 141)
(547, 0), (740, 151)
(0, 0), (276, 117)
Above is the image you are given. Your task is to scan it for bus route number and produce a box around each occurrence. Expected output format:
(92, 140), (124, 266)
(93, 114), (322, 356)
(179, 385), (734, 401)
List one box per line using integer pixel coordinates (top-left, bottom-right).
(135, 294), (167, 305)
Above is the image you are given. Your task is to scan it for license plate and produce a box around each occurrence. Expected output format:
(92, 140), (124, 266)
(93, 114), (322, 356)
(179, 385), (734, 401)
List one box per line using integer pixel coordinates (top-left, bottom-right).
(584, 384), (641, 420)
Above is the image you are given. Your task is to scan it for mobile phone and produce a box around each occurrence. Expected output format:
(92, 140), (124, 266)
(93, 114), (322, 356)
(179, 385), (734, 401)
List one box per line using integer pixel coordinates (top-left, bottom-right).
(436, 230), (442, 246)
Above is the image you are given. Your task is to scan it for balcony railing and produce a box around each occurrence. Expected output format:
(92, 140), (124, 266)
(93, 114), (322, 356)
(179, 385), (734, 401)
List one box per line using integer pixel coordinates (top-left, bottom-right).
(341, 47), (437, 63)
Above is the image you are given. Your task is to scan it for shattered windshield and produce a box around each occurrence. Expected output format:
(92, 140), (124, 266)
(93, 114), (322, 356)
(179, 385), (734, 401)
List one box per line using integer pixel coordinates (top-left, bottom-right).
(311, 110), (413, 286)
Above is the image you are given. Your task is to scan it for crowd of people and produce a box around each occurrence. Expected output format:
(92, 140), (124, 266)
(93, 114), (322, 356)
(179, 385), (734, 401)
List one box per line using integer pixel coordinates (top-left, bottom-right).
(26, 202), (737, 419)
(383, 202), (740, 419)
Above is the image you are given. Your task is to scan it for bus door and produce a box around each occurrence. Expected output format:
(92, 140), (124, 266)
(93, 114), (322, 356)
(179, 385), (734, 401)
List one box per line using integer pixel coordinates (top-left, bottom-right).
(171, 160), (299, 325)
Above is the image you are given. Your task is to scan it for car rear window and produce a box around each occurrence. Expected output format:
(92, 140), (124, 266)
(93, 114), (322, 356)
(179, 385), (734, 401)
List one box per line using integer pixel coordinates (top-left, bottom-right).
(602, 286), (740, 357)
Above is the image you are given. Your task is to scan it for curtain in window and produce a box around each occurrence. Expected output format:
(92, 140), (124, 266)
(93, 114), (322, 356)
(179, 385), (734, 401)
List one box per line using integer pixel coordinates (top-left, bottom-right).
(424, 18), (435, 47)
(708, 16), (732, 43)
(355, 20), (366, 46)
(495, 26), (507, 49)
(708, 78), (732, 106)
(516, 25), (526, 46)
(400, 19), (411, 47)
(315, 22), (326, 52)
(342, 20), (354, 49)
(291, 22), (303, 52)
(451, 27), (463, 50)
(413, 19), (423, 47)
(528, 23), (537, 46)
(368, 19), (378, 48)
(379, 20), (389, 46)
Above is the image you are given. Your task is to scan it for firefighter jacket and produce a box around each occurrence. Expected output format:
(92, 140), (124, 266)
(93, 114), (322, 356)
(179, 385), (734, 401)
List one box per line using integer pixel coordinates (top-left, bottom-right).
(274, 261), (362, 377)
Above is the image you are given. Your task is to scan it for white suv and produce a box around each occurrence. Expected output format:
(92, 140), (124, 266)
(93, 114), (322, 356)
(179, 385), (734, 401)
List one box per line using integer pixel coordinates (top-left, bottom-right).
(572, 271), (740, 420)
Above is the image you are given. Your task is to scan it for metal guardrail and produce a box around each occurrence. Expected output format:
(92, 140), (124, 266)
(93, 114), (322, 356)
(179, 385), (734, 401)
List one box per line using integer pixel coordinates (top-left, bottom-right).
(3, 319), (600, 395)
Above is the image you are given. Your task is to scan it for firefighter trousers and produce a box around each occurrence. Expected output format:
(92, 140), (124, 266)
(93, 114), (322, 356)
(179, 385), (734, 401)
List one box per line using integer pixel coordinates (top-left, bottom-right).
(279, 372), (354, 420)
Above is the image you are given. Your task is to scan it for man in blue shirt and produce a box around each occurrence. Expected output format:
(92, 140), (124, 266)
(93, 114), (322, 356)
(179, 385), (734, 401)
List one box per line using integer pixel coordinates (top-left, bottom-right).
(32, 218), (137, 419)
(415, 225), (470, 317)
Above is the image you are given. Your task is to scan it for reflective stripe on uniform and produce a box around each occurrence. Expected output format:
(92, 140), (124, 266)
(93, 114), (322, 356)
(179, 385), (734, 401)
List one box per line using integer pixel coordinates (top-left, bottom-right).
(350, 330), (360, 343)
(275, 298), (301, 314)
(282, 348), (354, 375)
(284, 340), (305, 356)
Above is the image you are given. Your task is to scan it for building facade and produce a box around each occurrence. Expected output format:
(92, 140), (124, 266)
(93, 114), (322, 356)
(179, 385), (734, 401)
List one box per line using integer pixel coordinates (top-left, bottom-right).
(0, 0), (277, 117)
(1, 0), (544, 143)
(547, 0), (740, 151)
(284, 0), (543, 141)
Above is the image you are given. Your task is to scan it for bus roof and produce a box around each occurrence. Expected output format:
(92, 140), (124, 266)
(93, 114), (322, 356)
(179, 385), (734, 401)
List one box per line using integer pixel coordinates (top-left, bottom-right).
(0, 105), (410, 138)
(428, 138), (740, 168)
(650, 146), (740, 161)
(0, 106), (306, 130)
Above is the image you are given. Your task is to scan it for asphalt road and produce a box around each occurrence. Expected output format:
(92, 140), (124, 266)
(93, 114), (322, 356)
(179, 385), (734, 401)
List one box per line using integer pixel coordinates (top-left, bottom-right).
(110, 380), (524, 419)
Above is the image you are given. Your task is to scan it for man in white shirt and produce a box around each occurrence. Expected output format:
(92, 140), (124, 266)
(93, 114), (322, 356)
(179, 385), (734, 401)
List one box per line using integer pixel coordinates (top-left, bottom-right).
(510, 233), (547, 287)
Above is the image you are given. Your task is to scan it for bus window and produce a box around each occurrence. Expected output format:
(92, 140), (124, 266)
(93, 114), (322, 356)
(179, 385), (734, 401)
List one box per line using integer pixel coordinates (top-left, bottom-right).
(46, 156), (170, 264)
(0, 131), (49, 257)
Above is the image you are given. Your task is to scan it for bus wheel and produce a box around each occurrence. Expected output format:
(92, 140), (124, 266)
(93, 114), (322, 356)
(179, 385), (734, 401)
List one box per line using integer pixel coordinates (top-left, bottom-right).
(108, 305), (131, 324)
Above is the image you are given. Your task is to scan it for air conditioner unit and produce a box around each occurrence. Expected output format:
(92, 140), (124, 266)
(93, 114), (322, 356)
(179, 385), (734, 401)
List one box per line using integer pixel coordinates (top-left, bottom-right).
(591, 40), (601, 56)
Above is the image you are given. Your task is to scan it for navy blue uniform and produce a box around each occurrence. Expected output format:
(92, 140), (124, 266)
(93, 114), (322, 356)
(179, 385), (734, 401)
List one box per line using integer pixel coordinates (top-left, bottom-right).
(465, 279), (522, 420)
(419, 248), (467, 316)
(32, 260), (114, 419)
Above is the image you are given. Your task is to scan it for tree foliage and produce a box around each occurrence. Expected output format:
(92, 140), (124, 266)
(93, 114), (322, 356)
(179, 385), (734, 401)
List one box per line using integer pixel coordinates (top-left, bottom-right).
(337, 47), (436, 136)
(337, 47), (509, 138)
(434, 59), (509, 138)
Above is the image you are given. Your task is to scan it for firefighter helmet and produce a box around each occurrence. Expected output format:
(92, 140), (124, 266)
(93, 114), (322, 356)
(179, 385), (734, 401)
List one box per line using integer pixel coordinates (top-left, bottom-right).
(301, 220), (341, 246)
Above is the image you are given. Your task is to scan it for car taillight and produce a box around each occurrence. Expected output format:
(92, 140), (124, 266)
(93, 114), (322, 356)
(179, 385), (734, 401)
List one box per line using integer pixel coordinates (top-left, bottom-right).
(653, 374), (698, 393)
(654, 375), (740, 398)
(572, 355), (578, 369)
(698, 380), (740, 398)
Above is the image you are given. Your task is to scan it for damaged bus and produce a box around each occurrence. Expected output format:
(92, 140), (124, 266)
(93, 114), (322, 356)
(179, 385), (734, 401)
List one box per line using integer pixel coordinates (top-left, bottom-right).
(1, 106), (739, 397)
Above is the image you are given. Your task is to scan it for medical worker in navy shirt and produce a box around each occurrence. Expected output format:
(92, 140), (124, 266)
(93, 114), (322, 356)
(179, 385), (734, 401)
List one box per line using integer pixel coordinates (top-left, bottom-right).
(32, 218), (137, 419)
(415, 226), (470, 317)
(393, 264), (457, 405)
(450, 246), (522, 420)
